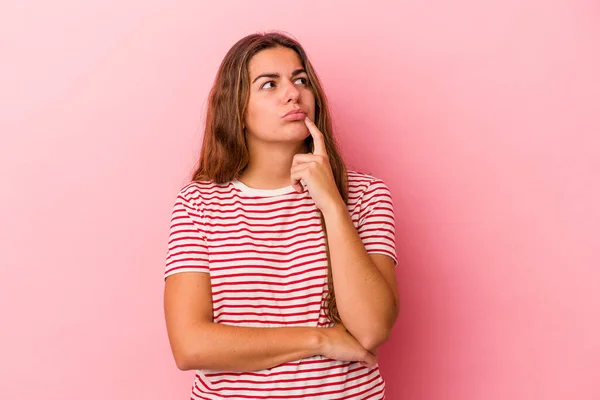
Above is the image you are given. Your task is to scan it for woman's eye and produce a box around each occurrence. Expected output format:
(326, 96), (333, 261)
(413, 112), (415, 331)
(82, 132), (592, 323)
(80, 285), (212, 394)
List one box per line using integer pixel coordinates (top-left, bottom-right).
(260, 77), (308, 90)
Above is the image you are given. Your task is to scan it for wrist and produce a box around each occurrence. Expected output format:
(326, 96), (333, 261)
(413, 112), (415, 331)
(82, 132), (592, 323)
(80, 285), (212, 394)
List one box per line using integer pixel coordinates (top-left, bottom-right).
(321, 198), (347, 219)
(312, 327), (329, 355)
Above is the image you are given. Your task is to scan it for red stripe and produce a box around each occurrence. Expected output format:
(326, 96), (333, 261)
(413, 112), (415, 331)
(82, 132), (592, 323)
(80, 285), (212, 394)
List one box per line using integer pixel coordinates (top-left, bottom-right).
(208, 235), (324, 251)
(204, 363), (363, 386)
(360, 214), (394, 223)
(204, 360), (353, 378)
(207, 229), (324, 244)
(213, 300), (321, 312)
(215, 309), (319, 319)
(211, 283), (324, 297)
(205, 208), (315, 221)
(364, 240), (395, 248)
(213, 265), (325, 280)
(207, 222), (322, 237)
(196, 203), (318, 216)
(166, 251), (208, 263)
(204, 213), (317, 227)
(210, 274), (327, 288)
(213, 293), (321, 307)
(360, 226), (394, 236)
(215, 317), (320, 325)
(168, 235), (207, 245)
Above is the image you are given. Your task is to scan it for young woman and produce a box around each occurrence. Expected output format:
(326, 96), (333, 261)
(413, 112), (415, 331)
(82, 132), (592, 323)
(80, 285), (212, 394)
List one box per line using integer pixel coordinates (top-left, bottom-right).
(163, 31), (399, 399)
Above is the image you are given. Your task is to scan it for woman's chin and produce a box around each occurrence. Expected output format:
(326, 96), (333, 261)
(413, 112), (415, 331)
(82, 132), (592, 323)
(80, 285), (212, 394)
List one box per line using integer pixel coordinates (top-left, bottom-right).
(281, 123), (309, 135)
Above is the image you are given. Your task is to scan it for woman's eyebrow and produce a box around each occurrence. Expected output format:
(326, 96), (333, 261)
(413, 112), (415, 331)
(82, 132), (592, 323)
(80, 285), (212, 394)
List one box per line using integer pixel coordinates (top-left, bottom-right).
(252, 68), (306, 84)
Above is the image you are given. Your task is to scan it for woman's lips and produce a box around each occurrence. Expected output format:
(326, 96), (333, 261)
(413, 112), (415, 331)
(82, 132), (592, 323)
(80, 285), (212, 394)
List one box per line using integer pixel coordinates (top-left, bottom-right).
(282, 112), (307, 121)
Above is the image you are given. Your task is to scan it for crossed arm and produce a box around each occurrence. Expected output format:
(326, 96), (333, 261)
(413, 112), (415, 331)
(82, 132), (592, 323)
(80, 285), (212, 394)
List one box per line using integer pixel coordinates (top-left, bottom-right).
(321, 202), (399, 353)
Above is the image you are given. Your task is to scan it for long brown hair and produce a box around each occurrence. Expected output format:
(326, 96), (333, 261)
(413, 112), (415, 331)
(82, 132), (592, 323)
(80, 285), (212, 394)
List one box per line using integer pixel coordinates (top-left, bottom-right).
(191, 31), (347, 324)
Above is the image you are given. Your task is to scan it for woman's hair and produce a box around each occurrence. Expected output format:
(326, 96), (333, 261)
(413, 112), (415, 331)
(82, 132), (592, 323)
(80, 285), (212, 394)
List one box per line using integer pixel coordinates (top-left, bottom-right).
(191, 31), (348, 324)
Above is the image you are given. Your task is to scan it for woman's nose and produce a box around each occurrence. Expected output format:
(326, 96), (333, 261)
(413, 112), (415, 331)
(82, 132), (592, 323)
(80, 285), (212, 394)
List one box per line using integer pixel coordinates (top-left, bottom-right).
(283, 82), (300, 102)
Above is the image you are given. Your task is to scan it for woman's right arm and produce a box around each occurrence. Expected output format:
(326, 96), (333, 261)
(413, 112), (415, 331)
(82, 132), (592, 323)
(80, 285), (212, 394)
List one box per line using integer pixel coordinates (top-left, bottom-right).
(163, 272), (375, 372)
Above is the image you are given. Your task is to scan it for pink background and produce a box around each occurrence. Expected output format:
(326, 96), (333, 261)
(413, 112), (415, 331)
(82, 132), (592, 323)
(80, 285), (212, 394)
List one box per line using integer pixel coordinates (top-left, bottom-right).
(1, 1), (599, 399)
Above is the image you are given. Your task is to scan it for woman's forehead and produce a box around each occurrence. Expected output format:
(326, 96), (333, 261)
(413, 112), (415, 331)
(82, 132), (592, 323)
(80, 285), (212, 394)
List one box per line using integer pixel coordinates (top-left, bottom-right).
(248, 47), (303, 78)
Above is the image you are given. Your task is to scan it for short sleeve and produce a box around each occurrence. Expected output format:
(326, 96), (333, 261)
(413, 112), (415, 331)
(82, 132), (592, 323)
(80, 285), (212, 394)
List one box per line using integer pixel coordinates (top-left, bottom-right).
(357, 179), (398, 267)
(164, 191), (210, 279)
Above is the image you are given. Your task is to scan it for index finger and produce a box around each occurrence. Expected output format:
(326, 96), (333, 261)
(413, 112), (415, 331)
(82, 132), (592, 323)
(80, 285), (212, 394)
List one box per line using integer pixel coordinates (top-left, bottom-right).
(304, 116), (326, 156)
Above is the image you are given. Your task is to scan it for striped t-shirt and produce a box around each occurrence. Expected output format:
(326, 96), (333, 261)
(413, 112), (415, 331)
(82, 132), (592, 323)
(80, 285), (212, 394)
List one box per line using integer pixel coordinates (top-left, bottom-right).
(164, 169), (397, 399)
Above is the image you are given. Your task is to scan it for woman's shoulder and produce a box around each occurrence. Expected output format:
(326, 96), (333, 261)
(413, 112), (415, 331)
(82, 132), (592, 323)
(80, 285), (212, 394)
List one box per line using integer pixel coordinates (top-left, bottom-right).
(345, 168), (388, 189)
(174, 179), (233, 207)
(345, 169), (394, 208)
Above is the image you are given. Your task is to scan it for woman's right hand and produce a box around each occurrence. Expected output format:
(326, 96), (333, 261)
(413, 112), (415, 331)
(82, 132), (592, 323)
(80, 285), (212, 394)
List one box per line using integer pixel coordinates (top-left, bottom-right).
(319, 323), (378, 367)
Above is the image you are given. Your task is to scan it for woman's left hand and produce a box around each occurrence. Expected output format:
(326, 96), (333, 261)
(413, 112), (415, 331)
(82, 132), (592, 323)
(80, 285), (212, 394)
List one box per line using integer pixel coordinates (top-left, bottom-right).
(290, 116), (345, 215)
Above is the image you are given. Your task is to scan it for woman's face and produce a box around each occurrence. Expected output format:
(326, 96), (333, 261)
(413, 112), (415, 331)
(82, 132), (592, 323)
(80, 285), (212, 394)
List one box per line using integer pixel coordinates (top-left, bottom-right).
(244, 46), (316, 149)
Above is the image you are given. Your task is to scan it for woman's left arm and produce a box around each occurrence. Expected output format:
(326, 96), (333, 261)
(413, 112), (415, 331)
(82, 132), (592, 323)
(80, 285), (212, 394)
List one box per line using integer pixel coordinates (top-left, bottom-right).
(290, 117), (399, 353)
(321, 202), (399, 352)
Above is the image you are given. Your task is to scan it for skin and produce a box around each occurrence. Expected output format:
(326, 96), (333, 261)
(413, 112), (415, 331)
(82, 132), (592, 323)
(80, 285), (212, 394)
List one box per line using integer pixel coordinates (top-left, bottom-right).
(240, 46), (316, 190)
(239, 45), (353, 216)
